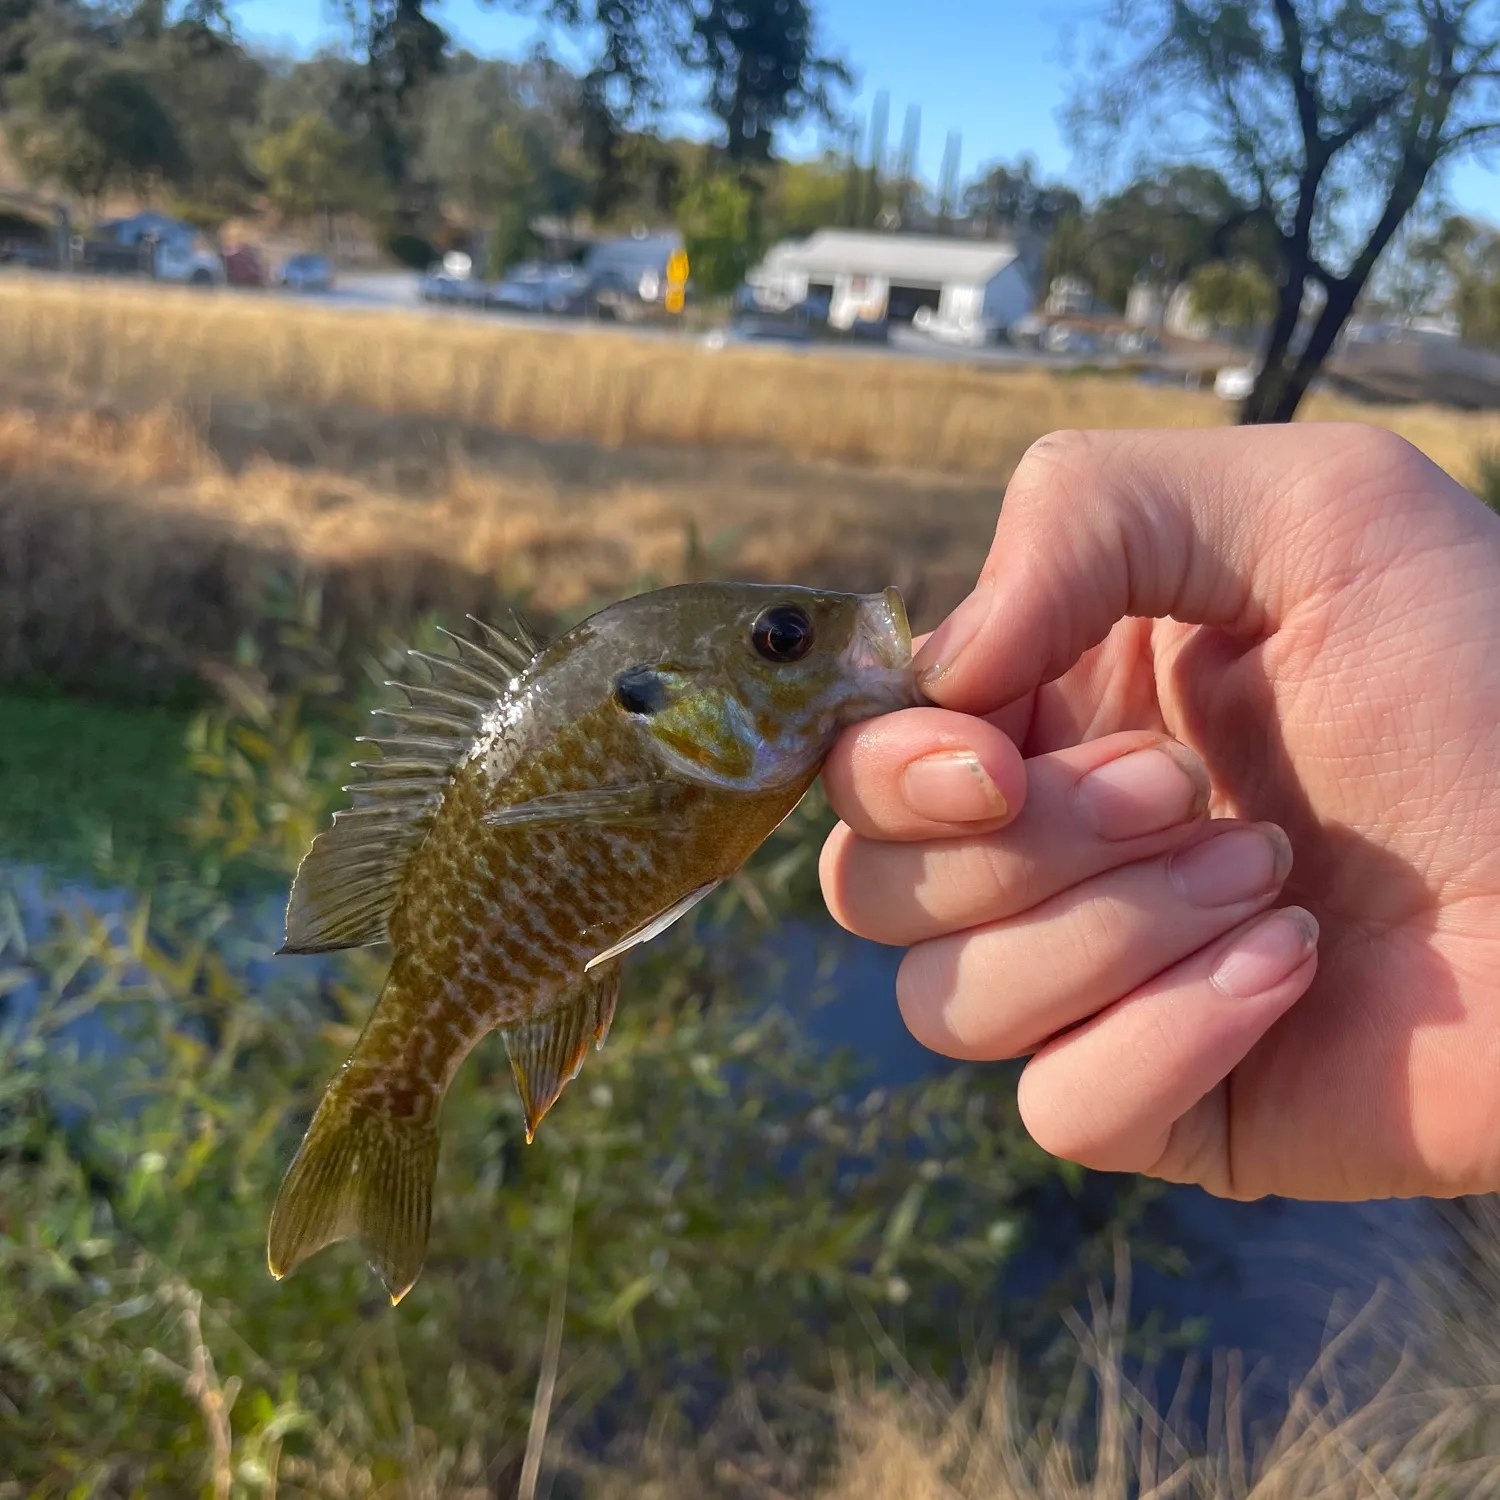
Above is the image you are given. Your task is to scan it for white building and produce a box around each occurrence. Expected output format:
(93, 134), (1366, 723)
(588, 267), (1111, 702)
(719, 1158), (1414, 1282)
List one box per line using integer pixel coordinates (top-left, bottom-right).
(746, 229), (1039, 334)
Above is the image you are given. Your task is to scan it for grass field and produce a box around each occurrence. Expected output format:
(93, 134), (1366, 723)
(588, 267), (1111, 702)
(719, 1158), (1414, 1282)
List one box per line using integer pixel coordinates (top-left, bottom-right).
(3, 273), (1500, 698)
(5, 275), (1500, 479)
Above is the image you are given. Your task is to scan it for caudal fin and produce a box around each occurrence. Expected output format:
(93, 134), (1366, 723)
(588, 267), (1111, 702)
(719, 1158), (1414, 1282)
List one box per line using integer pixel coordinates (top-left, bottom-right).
(267, 1083), (440, 1305)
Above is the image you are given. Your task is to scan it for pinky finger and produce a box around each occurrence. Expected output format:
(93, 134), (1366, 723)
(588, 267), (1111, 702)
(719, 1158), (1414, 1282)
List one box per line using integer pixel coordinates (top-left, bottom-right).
(1015, 907), (1319, 1179)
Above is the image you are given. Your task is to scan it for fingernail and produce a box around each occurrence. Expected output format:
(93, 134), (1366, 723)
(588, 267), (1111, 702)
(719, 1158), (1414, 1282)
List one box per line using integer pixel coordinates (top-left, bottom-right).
(1212, 909), (1319, 999)
(913, 579), (993, 689)
(1167, 823), (1291, 908)
(1078, 743), (1210, 841)
(901, 750), (1009, 823)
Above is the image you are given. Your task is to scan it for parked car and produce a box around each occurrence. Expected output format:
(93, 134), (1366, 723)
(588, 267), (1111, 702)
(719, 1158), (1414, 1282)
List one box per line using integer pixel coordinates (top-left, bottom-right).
(277, 253), (335, 293)
(1113, 328), (1164, 356)
(0, 240), (53, 269)
(420, 264), (464, 302)
(577, 232), (685, 321)
(484, 260), (582, 313)
(1040, 323), (1100, 355)
(224, 244), (267, 287)
(152, 237), (225, 286)
(912, 305), (1005, 347)
(1214, 364), (1258, 400)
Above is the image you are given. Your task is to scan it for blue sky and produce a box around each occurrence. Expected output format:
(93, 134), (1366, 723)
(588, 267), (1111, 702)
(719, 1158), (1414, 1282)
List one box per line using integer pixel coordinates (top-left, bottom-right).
(236, 0), (1497, 218)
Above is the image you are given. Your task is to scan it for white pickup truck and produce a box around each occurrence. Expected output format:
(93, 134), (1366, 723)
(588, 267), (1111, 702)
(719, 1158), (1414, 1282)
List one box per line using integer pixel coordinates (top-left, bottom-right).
(152, 236), (225, 286)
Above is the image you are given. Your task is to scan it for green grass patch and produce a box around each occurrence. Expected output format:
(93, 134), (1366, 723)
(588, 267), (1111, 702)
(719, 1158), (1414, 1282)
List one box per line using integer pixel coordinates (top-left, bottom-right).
(0, 689), (205, 881)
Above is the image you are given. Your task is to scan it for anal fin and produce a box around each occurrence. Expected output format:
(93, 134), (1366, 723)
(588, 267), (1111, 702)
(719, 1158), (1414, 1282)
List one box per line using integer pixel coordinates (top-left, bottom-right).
(502, 963), (621, 1143)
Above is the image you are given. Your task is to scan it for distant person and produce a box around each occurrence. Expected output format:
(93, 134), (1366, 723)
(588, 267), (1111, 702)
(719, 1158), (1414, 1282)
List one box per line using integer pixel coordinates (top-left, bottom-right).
(819, 424), (1500, 1203)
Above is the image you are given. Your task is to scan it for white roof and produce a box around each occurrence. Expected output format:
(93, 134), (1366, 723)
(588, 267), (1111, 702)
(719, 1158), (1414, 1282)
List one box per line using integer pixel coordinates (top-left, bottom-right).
(757, 229), (1020, 286)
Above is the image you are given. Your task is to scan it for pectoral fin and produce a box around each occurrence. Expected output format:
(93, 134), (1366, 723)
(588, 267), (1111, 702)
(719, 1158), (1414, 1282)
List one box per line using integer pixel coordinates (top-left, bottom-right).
(485, 782), (681, 831)
(502, 963), (622, 1142)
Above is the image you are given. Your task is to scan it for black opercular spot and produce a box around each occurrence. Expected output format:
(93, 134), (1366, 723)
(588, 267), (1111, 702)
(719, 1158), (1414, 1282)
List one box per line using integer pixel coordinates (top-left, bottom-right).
(751, 604), (815, 663)
(614, 664), (668, 715)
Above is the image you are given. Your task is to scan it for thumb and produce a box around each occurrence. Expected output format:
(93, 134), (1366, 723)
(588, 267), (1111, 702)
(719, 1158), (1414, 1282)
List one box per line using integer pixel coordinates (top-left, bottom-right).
(912, 424), (1447, 715)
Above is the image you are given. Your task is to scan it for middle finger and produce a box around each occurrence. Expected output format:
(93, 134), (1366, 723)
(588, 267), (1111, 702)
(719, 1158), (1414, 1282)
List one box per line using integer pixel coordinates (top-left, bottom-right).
(822, 732), (1212, 946)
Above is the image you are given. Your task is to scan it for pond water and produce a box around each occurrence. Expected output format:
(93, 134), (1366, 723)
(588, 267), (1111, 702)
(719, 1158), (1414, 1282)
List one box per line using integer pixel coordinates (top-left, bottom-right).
(776, 921), (1455, 1429)
(2, 857), (1456, 1441)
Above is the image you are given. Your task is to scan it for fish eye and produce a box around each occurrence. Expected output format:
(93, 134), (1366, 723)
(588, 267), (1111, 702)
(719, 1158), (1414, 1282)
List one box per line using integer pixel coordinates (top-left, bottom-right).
(751, 604), (815, 663)
(614, 665), (667, 715)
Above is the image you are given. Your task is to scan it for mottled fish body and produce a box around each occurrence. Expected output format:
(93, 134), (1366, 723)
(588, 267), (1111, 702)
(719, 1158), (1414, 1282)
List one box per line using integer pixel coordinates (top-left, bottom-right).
(267, 582), (917, 1302)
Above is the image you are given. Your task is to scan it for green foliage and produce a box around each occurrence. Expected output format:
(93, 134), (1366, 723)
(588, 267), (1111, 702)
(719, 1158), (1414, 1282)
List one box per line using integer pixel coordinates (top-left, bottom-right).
(7, 40), (186, 201)
(0, 587), (1160, 1493)
(769, 153), (849, 237)
(677, 170), (757, 296)
(1069, 1), (1500, 420)
(138, 17), (267, 216)
(1044, 166), (1273, 314)
(254, 111), (378, 224)
(0, 693), (203, 884)
(1188, 259), (1275, 333)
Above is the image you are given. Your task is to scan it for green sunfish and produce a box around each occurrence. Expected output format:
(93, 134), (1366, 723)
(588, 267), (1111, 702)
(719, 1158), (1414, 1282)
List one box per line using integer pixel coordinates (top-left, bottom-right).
(267, 582), (918, 1303)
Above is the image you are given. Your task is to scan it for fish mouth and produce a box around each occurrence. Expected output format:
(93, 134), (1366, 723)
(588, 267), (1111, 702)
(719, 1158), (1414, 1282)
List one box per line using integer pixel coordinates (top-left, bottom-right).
(843, 587), (924, 712)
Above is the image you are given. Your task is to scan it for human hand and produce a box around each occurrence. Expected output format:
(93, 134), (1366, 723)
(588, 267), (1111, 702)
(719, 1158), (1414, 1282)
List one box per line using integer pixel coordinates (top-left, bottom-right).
(820, 424), (1500, 1201)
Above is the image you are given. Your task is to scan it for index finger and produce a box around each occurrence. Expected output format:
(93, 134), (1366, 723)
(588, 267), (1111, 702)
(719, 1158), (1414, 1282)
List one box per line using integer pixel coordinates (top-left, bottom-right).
(912, 424), (1460, 715)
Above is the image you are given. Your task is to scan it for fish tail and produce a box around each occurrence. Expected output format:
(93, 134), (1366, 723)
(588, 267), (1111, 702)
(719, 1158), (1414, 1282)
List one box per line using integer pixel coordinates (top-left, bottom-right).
(267, 1068), (441, 1305)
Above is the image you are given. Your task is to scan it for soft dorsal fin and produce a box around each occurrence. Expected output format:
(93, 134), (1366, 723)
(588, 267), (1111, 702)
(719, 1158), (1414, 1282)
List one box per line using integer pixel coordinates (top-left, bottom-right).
(280, 608), (544, 955)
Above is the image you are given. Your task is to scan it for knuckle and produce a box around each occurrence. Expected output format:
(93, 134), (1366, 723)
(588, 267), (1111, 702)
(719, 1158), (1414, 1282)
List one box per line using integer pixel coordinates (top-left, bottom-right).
(1063, 895), (1135, 974)
(1008, 430), (1094, 509)
(976, 836), (1043, 917)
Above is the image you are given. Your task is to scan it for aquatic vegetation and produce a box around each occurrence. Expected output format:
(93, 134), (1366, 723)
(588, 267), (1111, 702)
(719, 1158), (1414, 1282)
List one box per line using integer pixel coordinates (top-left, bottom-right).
(0, 618), (1152, 1496)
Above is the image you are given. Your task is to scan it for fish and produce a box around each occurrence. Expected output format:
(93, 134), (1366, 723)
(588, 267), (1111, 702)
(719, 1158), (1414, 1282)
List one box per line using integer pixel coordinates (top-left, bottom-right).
(266, 581), (919, 1304)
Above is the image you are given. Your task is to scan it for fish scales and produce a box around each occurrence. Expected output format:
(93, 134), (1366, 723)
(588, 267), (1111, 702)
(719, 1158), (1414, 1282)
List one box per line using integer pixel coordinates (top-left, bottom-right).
(266, 582), (919, 1304)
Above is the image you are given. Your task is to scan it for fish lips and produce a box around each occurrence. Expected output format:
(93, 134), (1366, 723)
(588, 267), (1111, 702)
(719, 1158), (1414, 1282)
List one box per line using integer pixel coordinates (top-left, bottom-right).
(843, 587), (926, 715)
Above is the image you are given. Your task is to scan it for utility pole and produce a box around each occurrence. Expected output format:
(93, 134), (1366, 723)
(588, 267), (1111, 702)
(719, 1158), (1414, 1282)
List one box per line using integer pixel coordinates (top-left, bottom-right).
(863, 91), (888, 228)
(898, 103), (921, 226)
(938, 131), (961, 231)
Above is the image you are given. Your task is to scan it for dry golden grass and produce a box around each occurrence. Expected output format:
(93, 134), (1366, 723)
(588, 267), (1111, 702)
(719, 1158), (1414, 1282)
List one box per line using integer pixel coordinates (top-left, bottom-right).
(0, 385), (1002, 691)
(3, 271), (1499, 696)
(4, 274), (1500, 485)
(572, 1233), (1500, 1500)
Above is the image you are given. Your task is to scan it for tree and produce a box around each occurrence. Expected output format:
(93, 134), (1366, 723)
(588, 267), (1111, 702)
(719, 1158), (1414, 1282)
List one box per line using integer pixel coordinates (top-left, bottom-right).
(134, 16), (266, 217)
(253, 111), (374, 237)
(1071, 0), (1500, 424)
(1076, 166), (1276, 311)
(962, 157), (1081, 239)
(1189, 258), (1277, 335)
(768, 152), (848, 237)
(682, 0), (848, 162)
(337, 0), (450, 196)
(676, 168), (755, 293)
(8, 42), (186, 204)
(0, 0), (39, 98)
(507, 0), (848, 162)
(1399, 213), (1500, 346)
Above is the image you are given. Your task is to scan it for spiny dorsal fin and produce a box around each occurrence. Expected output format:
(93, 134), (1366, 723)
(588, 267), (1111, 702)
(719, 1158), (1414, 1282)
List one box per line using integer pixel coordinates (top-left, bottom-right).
(280, 609), (546, 955)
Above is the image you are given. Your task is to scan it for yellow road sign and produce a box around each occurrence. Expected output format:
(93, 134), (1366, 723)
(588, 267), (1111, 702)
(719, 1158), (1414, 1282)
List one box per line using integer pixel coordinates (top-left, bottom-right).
(665, 286), (685, 314)
(666, 248), (689, 287)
